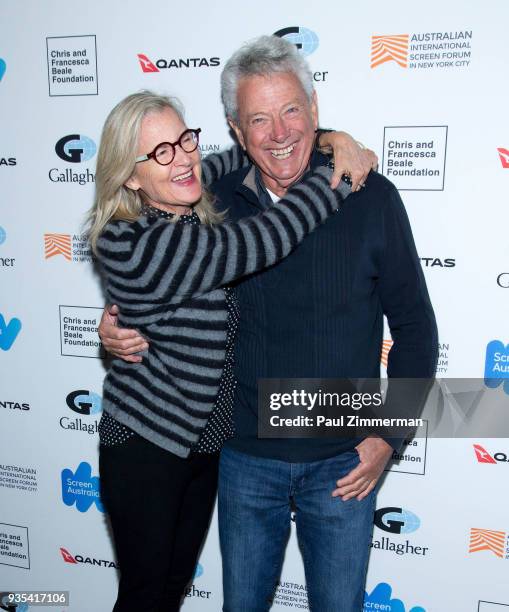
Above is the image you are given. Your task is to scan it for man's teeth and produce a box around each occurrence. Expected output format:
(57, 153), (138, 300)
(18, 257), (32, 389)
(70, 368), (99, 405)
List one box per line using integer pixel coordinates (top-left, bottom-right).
(270, 144), (295, 159)
(173, 170), (193, 182)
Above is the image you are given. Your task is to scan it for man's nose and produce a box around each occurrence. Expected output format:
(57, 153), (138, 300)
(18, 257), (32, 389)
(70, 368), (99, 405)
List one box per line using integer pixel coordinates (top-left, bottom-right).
(271, 117), (290, 143)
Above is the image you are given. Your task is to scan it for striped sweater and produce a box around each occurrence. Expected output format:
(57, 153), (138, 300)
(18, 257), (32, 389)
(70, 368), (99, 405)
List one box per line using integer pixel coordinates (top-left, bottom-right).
(97, 153), (350, 457)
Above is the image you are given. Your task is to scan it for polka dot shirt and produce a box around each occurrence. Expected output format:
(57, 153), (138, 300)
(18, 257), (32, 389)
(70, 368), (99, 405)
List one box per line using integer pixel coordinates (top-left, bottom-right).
(99, 204), (237, 454)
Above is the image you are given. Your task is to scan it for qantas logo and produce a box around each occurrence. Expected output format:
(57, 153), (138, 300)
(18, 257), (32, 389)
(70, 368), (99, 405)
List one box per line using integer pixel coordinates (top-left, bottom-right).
(60, 546), (78, 563)
(137, 53), (220, 71)
(497, 148), (509, 168)
(60, 546), (118, 569)
(474, 444), (509, 464)
(137, 53), (159, 73)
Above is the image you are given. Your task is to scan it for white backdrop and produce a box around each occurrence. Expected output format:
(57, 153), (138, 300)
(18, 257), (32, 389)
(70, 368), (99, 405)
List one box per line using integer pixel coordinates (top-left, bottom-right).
(1, 1), (508, 611)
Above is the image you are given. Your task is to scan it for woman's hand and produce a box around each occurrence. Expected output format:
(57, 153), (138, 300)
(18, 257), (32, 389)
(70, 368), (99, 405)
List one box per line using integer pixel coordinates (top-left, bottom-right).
(317, 131), (378, 191)
(98, 304), (148, 363)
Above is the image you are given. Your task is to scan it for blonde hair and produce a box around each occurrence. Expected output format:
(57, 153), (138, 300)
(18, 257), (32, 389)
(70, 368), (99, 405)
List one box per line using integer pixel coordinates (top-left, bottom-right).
(87, 90), (223, 252)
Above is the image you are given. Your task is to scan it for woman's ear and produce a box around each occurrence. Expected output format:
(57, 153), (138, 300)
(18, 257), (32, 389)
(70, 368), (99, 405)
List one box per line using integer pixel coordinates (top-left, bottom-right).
(124, 174), (140, 190)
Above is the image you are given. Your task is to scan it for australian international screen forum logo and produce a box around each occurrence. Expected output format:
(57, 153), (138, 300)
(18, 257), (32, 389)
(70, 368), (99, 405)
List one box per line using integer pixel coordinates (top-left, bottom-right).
(44, 233), (93, 264)
(371, 30), (472, 71)
(469, 528), (509, 560)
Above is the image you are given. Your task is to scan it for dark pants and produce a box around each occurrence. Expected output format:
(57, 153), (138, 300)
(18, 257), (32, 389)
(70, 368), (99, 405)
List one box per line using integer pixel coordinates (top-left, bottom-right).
(99, 435), (219, 612)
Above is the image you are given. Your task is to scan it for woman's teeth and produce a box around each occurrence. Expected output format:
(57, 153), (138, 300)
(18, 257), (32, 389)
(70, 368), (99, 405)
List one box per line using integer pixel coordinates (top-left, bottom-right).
(173, 170), (193, 182)
(270, 144), (295, 160)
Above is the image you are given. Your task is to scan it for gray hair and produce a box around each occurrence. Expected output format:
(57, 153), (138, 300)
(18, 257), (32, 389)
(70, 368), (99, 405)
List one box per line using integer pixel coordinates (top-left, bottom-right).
(87, 90), (222, 252)
(221, 35), (314, 122)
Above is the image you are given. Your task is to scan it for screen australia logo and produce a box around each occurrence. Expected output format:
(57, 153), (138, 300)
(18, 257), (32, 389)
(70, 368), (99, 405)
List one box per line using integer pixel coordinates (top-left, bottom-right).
(61, 462), (104, 513)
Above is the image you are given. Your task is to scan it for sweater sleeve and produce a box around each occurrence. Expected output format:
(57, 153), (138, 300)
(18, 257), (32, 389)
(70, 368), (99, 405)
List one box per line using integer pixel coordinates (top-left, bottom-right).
(200, 145), (249, 187)
(97, 167), (350, 306)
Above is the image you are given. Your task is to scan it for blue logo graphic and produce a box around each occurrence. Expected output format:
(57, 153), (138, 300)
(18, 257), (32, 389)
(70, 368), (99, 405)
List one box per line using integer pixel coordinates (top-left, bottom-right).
(273, 27), (319, 56)
(66, 390), (102, 415)
(0, 59), (6, 81)
(0, 226), (6, 246)
(55, 134), (96, 163)
(485, 340), (509, 394)
(0, 314), (22, 351)
(61, 462), (104, 513)
(194, 563), (204, 579)
(374, 507), (420, 534)
(364, 583), (425, 612)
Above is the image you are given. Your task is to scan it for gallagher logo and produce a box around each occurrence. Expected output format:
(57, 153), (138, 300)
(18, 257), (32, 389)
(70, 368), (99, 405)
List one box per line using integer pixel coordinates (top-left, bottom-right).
(498, 273), (509, 288)
(273, 27), (319, 56)
(474, 444), (509, 465)
(66, 390), (102, 415)
(0, 313), (22, 351)
(61, 390), (102, 435)
(374, 507), (420, 534)
(55, 134), (96, 163)
(469, 528), (508, 559)
(484, 340), (509, 395)
(137, 53), (220, 72)
(61, 462), (104, 513)
(60, 546), (118, 569)
(364, 583), (425, 611)
(497, 148), (509, 168)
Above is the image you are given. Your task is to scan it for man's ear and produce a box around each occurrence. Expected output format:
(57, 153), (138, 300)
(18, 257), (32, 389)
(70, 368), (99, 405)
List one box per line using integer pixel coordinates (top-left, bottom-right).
(228, 118), (246, 150)
(310, 90), (319, 131)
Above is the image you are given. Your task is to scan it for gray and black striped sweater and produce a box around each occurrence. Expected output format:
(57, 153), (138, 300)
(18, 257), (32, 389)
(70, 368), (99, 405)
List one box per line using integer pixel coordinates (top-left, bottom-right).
(97, 151), (350, 457)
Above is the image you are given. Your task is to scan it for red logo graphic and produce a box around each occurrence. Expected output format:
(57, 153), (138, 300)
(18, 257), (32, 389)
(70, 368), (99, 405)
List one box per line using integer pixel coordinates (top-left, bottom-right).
(497, 148), (509, 168)
(474, 444), (497, 464)
(137, 54), (159, 73)
(469, 528), (506, 558)
(60, 547), (77, 564)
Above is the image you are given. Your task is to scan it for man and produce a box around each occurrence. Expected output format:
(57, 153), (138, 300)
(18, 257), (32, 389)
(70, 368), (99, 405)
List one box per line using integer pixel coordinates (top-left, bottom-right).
(100, 36), (437, 612)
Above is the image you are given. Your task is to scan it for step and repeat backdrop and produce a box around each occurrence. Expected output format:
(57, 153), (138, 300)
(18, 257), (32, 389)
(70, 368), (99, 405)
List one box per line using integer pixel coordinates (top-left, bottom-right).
(1, 1), (508, 611)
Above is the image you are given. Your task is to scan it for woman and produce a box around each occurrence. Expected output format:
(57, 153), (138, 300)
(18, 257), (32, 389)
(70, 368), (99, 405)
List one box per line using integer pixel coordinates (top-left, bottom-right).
(89, 90), (359, 611)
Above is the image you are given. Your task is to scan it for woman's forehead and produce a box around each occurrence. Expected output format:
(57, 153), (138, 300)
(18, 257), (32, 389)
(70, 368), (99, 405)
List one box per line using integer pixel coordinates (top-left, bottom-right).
(140, 108), (186, 143)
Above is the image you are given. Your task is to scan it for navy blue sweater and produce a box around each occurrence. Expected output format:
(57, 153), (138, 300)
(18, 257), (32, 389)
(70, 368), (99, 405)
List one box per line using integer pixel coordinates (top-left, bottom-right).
(212, 153), (438, 462)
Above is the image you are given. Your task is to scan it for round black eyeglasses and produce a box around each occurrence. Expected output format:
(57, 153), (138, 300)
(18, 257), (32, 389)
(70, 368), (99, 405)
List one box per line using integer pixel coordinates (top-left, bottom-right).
(135, 128), (201, 166)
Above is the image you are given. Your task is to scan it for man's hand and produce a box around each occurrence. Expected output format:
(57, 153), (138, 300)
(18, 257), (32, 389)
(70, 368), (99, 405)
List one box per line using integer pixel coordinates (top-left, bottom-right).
(332, 437), (393, 501)
(98, 304), (148, 363)
(317, 131), (378, 192)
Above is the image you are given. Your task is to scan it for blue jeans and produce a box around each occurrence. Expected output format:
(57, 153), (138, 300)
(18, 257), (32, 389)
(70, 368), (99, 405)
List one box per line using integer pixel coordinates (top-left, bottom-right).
(218, 447), (376, 612)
